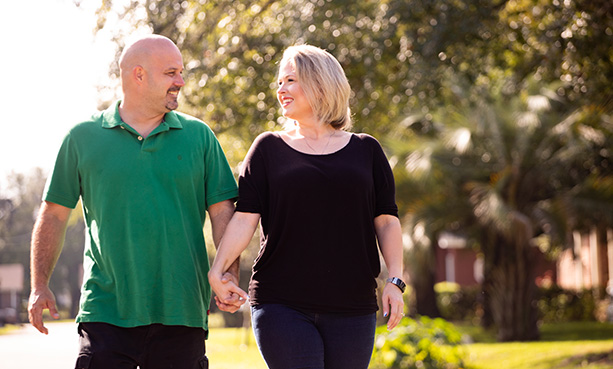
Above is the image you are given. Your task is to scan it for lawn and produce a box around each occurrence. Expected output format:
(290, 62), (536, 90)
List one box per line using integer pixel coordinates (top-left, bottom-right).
(0, 324), (21, 336)
(2, 319), (611, 368)
(463, 321), (613, 369)
(207, 321), (613, 369)
(207, 327), (267, 369)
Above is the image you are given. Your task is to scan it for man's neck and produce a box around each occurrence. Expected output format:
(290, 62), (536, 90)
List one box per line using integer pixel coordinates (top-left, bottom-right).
(118, 101), (166, 138)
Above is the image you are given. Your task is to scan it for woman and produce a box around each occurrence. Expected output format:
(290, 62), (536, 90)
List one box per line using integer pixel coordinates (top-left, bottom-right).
(208, 44), (405, 369)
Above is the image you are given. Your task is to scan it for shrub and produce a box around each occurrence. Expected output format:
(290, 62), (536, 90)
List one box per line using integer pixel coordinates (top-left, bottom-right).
(435, 282), (481, 322)
(434, 283), (600, 325)
(370, 316), (467, 369)
(536, 286), (597, 323)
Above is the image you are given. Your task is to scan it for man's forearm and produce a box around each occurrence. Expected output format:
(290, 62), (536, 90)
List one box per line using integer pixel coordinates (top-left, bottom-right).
(208, 200), (241, 277)
(30, 202), (71, 289)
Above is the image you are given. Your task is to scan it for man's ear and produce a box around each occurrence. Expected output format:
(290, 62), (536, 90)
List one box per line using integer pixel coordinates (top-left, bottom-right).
(133, 65), (144, 83)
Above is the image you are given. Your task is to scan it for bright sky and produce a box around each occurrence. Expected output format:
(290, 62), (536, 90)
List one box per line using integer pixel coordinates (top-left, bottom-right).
(0, 0), (117, 183)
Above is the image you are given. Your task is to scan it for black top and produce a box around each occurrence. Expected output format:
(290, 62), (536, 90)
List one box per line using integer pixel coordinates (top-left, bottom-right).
(236, 132), (398, 314)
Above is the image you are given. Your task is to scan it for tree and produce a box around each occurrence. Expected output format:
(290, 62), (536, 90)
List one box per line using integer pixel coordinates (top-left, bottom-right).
(93, 0), (513, 317)
(93, 0), (512, 142)
(91, 0), (613, 340)
(400, 77), (612, 341)
(0, 169), (47, 267)
(0, 169), (85, 319)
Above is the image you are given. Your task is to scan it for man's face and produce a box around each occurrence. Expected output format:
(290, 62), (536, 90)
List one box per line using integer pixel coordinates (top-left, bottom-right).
(144, 46), (185, 112)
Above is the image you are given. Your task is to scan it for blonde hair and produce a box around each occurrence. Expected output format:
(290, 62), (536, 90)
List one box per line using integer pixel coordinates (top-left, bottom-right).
(280, 45), (352, 130)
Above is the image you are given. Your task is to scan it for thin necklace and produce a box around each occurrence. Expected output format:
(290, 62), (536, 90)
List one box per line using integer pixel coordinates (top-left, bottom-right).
(303, 130), (336, 154)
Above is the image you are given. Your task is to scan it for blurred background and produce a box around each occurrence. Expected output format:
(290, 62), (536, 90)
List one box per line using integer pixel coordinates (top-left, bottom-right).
(1, 0), (612, 367)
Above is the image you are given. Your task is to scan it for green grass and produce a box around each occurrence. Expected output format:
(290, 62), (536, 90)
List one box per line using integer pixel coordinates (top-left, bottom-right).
(207, 327), (267, 369)
(0, 324), (21, 335)
(462, 322), (613, 369)
(208, 322), (613, 369)
(4, 319), (611, 368)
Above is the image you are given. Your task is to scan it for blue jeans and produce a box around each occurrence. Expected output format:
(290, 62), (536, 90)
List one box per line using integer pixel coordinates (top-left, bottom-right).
(251, 304), (376, 369)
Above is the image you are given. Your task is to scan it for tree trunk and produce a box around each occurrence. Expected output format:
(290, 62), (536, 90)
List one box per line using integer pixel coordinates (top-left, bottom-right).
(413, 268), (441, 318)
(486, 233), (539, 341)
(479, 230), (495, 328)
(408, 240), (440, 318)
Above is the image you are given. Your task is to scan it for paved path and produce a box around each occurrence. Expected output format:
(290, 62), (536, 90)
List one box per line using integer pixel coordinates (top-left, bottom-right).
(0, 321), (78, 369)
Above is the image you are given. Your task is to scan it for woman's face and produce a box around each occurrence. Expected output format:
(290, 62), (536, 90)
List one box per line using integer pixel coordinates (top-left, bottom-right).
(277, 61), (314, 123)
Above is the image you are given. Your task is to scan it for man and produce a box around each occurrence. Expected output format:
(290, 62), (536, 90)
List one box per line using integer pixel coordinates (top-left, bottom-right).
(28, 34), (240, 369)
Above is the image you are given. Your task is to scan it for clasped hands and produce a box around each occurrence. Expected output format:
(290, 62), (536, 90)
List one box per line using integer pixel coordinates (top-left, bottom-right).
(209, 271), (249, 313)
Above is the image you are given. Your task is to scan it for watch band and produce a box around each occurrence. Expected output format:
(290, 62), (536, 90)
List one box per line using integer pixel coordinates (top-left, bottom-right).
(386, 277), (406, 293)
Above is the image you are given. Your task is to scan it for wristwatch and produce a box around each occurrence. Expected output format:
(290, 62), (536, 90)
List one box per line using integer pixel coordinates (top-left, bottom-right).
(386, 277), (406, 293)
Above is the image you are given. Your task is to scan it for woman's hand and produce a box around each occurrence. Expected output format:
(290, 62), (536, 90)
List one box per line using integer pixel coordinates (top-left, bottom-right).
(381, 282), (405, 330)
(208, 211), (260, 313)
(209, 269), (249, 313)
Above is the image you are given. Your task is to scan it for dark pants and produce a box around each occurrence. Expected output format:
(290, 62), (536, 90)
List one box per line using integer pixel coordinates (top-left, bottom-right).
(75, 322), (208, 369)
(251, 304), (376, 369)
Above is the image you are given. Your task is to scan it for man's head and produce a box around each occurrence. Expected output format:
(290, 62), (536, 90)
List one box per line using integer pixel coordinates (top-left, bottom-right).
(119, 35), (185, 113)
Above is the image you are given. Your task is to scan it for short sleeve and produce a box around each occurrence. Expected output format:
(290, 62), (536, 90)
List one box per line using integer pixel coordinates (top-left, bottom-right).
(43, 132), (81, 209)
(202, 126), (239, 208)
(371, 137), (399, 218)
(236, 134), (269, 214)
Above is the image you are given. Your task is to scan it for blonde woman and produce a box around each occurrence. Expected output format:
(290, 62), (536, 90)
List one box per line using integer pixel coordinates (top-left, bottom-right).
(209, 45), (405, 369)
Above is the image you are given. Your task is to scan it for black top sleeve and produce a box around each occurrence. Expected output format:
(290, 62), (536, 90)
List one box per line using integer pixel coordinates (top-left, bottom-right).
(236, 133), (269, 214)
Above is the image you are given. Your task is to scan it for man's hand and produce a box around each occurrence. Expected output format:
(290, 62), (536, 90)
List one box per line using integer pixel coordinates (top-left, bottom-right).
(29, 201), (72, 335)
(28, 286), (60, 335)
(211, 272), (248, 313)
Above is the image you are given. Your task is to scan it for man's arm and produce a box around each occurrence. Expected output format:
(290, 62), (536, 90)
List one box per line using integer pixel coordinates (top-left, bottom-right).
(208, 199), (240, 275)
(207, 199), (242, 312)
(28, 201), (72, 334)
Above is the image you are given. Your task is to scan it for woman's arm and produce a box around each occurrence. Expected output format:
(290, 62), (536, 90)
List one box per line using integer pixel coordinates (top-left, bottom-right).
(375, 214), (405, 330)
(208, 211), (260, 308)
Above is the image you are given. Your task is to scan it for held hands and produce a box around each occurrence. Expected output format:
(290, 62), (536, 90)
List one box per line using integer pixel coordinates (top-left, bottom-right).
(28, 286), (60, 335)
(381, 282), (405, 330)
(209, 270), (249, 313)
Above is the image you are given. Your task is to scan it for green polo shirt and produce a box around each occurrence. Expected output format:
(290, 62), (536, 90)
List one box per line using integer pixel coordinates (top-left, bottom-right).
(44, 101), (238, 330)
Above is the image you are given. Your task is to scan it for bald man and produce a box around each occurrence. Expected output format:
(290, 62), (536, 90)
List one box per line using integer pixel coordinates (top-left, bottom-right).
(28, 35), (239, 369)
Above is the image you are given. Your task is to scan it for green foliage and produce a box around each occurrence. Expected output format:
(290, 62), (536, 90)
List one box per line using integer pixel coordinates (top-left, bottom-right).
(540, 321), (613, 341)
(435, 283), (481, 323)
(0, 169), (85, 319)
(93, 0), (613, 341)
(370, 316), (467, 369)
(536, 287), (597, 323)
(0, 169), (47, 266)
(435, 284), (602, 325)
(399, 79), (613, 340)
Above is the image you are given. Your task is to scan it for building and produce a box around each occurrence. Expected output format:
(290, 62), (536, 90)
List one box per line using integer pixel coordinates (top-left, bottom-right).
(434, 228), (613, 293)
(0, 263), (24, 325)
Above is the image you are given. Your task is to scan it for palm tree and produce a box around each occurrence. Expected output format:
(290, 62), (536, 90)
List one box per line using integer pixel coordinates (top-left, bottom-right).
(392, 80), (613, 341)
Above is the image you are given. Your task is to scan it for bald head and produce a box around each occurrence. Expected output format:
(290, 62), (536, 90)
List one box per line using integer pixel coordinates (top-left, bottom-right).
(118, 34), (185, 116)
(119, 35), (180, 76)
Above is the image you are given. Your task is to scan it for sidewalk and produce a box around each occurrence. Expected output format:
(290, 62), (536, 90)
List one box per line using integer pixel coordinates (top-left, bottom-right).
(0, 321), (78, 369)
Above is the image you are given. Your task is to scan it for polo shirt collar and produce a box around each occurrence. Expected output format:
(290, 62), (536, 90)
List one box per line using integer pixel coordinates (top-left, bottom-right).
(101, 100), (184, 130)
